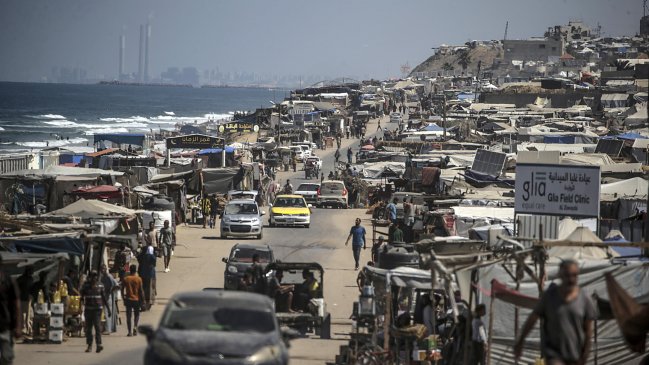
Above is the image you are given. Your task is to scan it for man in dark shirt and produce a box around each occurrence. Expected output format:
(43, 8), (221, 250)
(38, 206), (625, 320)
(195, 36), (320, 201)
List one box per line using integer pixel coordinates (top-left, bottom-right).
(515, 259), (596, 365)
(345, 218), (367, 270)
(0, 256), (21, 365)
(138, 245), (157, 310)
(80, 271), (110, 353)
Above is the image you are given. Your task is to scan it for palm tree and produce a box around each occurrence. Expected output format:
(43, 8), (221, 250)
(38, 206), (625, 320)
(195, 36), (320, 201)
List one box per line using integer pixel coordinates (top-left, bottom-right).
(457, 50), (472, 72)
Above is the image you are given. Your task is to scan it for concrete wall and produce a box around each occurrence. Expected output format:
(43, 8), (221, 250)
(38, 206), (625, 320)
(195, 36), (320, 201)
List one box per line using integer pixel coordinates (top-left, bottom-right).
(503, 38), (564, 62)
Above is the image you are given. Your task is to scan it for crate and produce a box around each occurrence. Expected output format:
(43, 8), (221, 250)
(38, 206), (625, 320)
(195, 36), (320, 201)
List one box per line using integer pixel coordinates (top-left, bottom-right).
(50, 303), (65, 315)
(49, 316), (64, 329)
(49, 330), (63, 343)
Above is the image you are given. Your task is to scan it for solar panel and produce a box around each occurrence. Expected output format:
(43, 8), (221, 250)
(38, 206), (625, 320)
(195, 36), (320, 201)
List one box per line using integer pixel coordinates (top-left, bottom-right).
(595, 139), (624, 157)
(471, 149), (507, 177)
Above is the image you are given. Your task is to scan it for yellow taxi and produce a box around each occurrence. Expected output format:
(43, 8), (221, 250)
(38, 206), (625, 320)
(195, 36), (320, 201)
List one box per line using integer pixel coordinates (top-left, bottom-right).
(269, 194), (311, 228)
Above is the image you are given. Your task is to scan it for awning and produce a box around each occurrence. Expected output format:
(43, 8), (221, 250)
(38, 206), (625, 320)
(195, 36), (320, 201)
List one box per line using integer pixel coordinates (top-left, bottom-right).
(72, 185), (122, 199)
(198, 146), (236, 155)
(44, 198), (136, 218)
(0, 232), (85, 256)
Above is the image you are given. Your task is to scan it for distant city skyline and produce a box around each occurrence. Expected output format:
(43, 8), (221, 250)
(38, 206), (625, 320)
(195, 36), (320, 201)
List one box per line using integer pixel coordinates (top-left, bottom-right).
(0, 0), (644, 84)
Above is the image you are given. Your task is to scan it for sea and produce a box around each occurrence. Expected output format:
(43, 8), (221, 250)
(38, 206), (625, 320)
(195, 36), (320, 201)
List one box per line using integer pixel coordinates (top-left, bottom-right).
(0, 82), (286, 151)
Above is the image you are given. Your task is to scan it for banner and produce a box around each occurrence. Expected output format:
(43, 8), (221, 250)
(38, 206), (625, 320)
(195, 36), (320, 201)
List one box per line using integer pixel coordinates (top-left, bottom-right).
(166, 134), (224, 149)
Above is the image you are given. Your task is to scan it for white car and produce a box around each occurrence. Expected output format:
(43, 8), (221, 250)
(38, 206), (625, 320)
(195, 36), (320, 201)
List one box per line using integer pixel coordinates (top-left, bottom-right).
(316, 180), (348, 208)
(289, 146), (306, 161)
(295, 183), (320, 205)
(220, 199), (265, 239)
(304, 156), (323, 170)
(292, 143), (312, 159)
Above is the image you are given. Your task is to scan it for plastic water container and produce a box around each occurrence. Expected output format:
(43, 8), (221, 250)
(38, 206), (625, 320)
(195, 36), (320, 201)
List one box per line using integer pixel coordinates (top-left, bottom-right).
(50, 303), (65, 315)
(49, 330), (63, 343)
(50, 316), (64, 329)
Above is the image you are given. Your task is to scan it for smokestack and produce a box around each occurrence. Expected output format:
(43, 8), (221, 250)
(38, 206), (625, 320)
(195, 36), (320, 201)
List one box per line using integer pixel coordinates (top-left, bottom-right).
(144, 23), (151, 82)
(119, 34), (126, 80)
(138, 24), (145, 82)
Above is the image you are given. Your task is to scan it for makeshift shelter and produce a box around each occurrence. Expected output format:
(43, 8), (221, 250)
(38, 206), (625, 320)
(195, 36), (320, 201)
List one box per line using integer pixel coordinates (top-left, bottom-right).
(71, 185), (124, 200)
(45, 198), (135, 219)
(0, 232), (84, 256)
(0, 251), (68, 278)
(200, 167), (243, 195)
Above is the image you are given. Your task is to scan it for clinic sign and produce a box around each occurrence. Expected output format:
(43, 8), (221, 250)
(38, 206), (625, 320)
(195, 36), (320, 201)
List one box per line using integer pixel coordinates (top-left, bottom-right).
(515, 163), (600, 218)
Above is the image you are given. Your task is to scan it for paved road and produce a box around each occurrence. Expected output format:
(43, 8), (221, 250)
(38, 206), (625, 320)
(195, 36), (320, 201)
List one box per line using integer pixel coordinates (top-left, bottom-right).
(15, 115), (389, 365)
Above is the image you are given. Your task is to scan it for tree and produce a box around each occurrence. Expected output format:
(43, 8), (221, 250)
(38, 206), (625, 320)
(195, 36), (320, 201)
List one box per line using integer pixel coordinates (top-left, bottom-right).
(442, 62), (454, 71)
(457, 49), (472, 72)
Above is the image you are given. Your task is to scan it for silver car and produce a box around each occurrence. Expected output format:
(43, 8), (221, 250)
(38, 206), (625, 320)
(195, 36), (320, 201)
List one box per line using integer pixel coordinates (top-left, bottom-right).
(220, 199), (265, 239)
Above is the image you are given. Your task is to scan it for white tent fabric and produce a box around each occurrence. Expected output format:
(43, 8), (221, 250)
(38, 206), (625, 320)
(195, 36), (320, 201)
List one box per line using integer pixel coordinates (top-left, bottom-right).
(45, 198), (135, 218)
(547, 225), (614, 261)
(0, 165), (124, 178)
(600, 177), (648, 200)
(452, 206), (514, 238)
(360, 161), (405, 179)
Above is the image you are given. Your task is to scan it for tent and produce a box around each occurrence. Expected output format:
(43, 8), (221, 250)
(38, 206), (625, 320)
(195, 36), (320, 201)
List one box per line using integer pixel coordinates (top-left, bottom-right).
(202, 167), (242, 194)
(0, 232), (85, 256)
(546, 218), (618, 261)
(600, 177), (648, 200)
(420, 123), (445, 132)
(44, 198), (136, 219)
(198, 146), (236, 155)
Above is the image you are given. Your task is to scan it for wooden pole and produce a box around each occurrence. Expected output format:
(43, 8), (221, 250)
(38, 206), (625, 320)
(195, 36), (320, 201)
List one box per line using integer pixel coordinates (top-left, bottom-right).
(383, 274), (391, 351)
(462, 269), (476, 365)
(487, 280), (495, 365)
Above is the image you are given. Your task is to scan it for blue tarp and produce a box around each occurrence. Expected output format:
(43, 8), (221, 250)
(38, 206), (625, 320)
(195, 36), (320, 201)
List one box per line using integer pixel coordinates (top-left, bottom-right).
(1, 235), (84, 256)
(543, 135), (575, 144)
(93, 133), (145, 146)
(604, 235), (642, 257)
(198, 146), (236, 155)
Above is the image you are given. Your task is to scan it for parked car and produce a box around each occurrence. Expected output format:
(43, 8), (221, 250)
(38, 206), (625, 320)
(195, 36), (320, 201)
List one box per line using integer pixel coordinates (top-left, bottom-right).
(295, 183), (320, 205)
(222, 243), (274, 290)
(390, 112), (402, 123)
(220, 199), (265, 239)
(316, 180), (348, 208)
(269, 194), (311, 228)
(138, 290), (295, 365)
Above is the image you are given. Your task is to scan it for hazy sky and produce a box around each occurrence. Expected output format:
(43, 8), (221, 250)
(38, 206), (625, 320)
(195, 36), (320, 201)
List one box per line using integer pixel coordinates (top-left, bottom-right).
(0, 0), (643, 82)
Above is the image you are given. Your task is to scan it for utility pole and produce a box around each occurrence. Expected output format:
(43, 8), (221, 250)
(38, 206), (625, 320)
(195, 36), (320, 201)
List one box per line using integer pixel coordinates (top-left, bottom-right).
(474, 60), (482, 103)
(503, 21), (509, 42)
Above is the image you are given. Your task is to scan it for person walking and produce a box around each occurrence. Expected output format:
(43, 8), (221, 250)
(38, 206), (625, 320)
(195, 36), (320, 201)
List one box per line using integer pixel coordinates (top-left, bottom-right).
(514, 259), (595, 365)
(200, 195), (211, 229)
(377, 120), (382, 131)
(334, 149), (341, 166)
(16, 267), (33, 337)
(208, 194), (218, 229)
(345, 218), (367, 270)
(122, 265), (144, 337)
(347, 147), (353, 164)
(144, 221), (158, 252)
(80, 271), (110, 353)
(99, 265), (119, 335)
(157, 220), (174, 273)
(472, 304), (487, 365)
(0, 255), (21, 365)
(138, 245), (156, 310)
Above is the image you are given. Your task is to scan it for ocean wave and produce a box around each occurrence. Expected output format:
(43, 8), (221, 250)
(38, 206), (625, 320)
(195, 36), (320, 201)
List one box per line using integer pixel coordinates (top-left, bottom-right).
(84, 127), (130, 135)
(16, 137), (88, 148)
(0, 127), (4, 131)
(164, 111), (175, 116)
(43, 120), (79, 127)
(27, 114), (66, 120)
